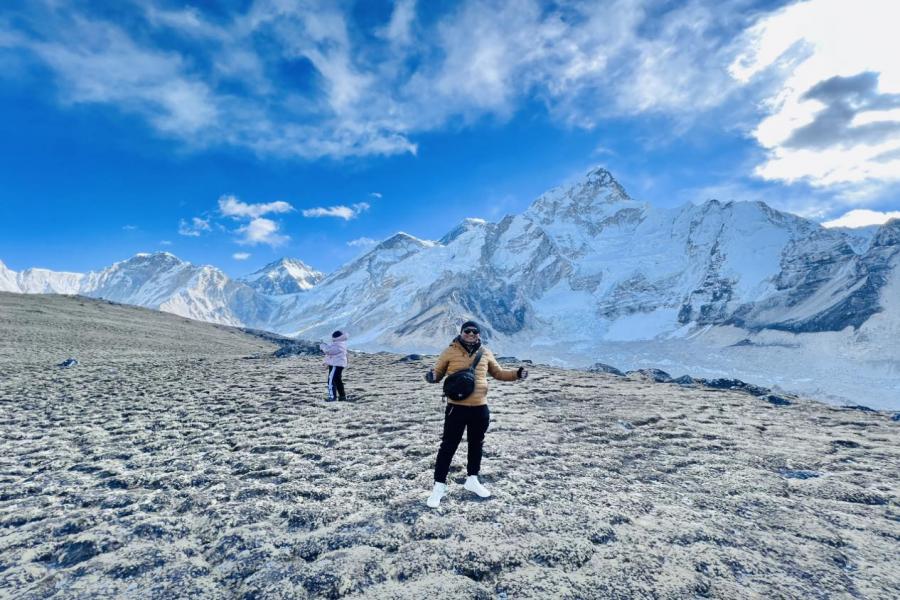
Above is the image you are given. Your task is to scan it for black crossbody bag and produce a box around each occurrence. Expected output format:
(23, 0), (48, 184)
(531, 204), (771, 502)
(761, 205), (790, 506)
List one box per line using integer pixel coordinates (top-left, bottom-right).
(442, 350), (484, 401)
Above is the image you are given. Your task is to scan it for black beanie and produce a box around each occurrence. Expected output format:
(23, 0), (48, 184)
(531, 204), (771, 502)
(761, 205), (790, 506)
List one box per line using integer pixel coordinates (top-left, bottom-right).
(332, 330), (343, 338)
(460, 320), (481, 333)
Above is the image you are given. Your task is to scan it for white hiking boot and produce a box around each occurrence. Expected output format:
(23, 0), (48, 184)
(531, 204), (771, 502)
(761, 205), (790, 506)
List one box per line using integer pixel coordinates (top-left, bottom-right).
(464, 475), (491, 498)
(426, 482), (448, 508)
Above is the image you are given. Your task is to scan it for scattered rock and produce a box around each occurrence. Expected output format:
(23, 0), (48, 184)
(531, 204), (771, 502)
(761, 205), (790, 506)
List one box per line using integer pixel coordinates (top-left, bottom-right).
(51, 540), (99, 568)
(396, 354), (423, 362)
(730, 338), (755, 347)
(57, 358), (79, 368)
(588, 362), (624, 376)
(701, 378), (769, 396)
(779, 469), (821, 480)
(273, 340), (322, 358)
(626, 368), (671, 383)
(841, 404), (877, 413)
(892, 413), (900, 422)
(831, 440), (861, 449)
(764, 394), (792, 406)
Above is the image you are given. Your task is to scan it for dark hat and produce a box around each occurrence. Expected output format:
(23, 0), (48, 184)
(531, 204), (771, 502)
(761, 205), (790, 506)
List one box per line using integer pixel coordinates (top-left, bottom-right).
(460, 320), (481, 333)
(331, 330), (344, 338)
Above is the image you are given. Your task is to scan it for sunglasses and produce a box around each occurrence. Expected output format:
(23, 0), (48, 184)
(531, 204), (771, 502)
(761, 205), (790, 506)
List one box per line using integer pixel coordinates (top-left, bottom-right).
(462, 328), (480, 335)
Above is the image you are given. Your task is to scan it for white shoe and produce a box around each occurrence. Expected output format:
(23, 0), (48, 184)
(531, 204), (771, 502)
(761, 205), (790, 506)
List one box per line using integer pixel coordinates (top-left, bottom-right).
(426, 482), (448, 508)
(464, 475), (491, 498)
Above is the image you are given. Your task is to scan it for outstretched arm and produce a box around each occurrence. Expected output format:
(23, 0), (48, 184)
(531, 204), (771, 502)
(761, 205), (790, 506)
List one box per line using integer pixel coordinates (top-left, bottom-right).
(425, 349), (451, 383)
(487, 355), (522, 381)
(319, 342), (343, 356)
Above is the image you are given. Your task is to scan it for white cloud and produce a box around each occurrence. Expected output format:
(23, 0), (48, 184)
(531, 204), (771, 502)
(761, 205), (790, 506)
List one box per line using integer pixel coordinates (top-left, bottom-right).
(160, 240), (173, 246)
(369, 192), (382, 199)
(347, 237), (378, 248)
(232, 252), (251, 260)
(0, 0), (756, 159)
(218, 195), (294, 218)
(822, 209), (900, 228)
(236, 217), (289, 246)
(178, 217), (211, 237)
(302, 202), (369, 220)
(731, 0), (900, 188)
(122, 224), (137, 231)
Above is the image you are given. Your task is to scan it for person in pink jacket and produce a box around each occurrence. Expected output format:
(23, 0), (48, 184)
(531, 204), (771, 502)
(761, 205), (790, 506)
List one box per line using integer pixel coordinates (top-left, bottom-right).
(319, 330), (349, 402)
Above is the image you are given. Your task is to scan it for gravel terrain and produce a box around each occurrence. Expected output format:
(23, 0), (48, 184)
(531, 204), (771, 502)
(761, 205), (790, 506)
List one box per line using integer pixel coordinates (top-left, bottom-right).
(1, 292), (898, 599)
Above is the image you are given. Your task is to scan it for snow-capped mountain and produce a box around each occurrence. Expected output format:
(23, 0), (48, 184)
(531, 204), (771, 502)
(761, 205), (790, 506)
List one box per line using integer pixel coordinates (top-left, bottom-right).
(267, 168), (899, 355)
(0, 253), (275, 327)
(84, 253), (277, 326)
(0, 260), (85, 294)
(4, 167), (899, 407)
(239, 258), (324, 295)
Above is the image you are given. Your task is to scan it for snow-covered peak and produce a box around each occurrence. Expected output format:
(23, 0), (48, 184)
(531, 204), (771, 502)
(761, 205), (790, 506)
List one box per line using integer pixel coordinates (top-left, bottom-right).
(126, 251), (185, 265)
(439, 218), (492, 245)
(872, 218), (900, 248)
(374, 232), (434, 252)
(526, 166), (646, 229)
(241, 257), (324, 295)
(0, 259), (19, 292)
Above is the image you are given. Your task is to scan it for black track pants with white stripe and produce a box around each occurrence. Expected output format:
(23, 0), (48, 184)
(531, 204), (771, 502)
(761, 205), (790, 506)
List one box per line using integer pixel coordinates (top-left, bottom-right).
(433, 403), (490, 483)
(327, 365), (345, 400)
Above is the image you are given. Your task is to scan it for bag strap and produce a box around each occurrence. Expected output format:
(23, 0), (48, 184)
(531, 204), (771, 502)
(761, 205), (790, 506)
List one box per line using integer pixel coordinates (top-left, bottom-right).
(470, 350), (484, 370)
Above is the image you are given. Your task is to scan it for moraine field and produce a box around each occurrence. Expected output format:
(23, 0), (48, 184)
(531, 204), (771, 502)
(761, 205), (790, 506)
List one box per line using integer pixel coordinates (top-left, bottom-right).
(1, 292), (898, 599)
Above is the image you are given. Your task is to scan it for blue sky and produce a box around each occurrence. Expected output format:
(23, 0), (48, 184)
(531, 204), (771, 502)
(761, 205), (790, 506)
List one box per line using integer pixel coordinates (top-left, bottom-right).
(2, 0), (900, 277)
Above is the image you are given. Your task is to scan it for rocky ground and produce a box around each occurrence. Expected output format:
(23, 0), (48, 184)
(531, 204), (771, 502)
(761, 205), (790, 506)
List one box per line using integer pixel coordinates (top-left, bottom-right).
(1, 292), (898, 599)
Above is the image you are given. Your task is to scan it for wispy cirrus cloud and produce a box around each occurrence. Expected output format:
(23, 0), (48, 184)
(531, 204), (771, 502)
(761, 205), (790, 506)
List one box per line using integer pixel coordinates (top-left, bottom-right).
(0, 0), (760, 160)
(302, 202), (369, 220)
(178, 217), (211, 237)
(232, 252), (251, 260)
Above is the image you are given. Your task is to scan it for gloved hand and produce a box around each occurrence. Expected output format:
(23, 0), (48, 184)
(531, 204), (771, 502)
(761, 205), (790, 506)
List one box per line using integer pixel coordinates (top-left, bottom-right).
(517, 367), (529, 380)
(425, 369), (436, 383)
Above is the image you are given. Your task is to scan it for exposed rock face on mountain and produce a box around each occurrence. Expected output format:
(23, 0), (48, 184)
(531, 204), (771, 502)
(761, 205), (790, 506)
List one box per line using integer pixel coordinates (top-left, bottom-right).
(2, 292), (898, 599)
(239, 258), (324, 295)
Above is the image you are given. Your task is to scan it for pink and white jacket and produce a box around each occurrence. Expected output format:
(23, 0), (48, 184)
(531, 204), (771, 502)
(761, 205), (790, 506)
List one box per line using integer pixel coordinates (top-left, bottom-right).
(320, 332), (348, 367)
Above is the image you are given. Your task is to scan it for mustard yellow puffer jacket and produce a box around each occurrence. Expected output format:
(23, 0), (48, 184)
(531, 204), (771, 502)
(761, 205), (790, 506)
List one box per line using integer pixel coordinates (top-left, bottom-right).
(433, 340), (519, 406)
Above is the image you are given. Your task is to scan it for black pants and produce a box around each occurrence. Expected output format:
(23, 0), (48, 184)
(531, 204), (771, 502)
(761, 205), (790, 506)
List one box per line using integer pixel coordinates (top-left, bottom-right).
(327, 366), (345, 400)
(433, 404), (490, 484)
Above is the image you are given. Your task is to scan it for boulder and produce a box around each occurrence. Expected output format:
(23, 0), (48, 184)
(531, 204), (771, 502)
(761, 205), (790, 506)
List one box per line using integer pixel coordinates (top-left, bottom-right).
(588, 362), (624, 376)
(701, 378), (769, 396)
(764, 394), (792, 406)
(397, 354), (424, 362)
(626, 368), (671, 383)
(273, 341), (322, 358)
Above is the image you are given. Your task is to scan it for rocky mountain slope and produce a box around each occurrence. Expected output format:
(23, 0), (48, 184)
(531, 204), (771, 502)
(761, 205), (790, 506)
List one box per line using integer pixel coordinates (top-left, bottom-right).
(1, 292), (898, 598)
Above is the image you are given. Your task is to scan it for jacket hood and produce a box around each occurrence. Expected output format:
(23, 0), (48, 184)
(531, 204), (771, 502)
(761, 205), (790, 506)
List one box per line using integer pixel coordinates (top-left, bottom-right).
(331, 333), (348, 342)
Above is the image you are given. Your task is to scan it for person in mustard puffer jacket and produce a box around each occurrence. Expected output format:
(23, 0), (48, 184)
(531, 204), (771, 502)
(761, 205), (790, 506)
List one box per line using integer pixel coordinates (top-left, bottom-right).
(423, 320), (528, 508)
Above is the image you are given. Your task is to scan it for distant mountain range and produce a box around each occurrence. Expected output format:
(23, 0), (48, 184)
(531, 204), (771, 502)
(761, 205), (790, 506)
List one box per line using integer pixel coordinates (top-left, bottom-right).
(3, 167), (898, 363)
